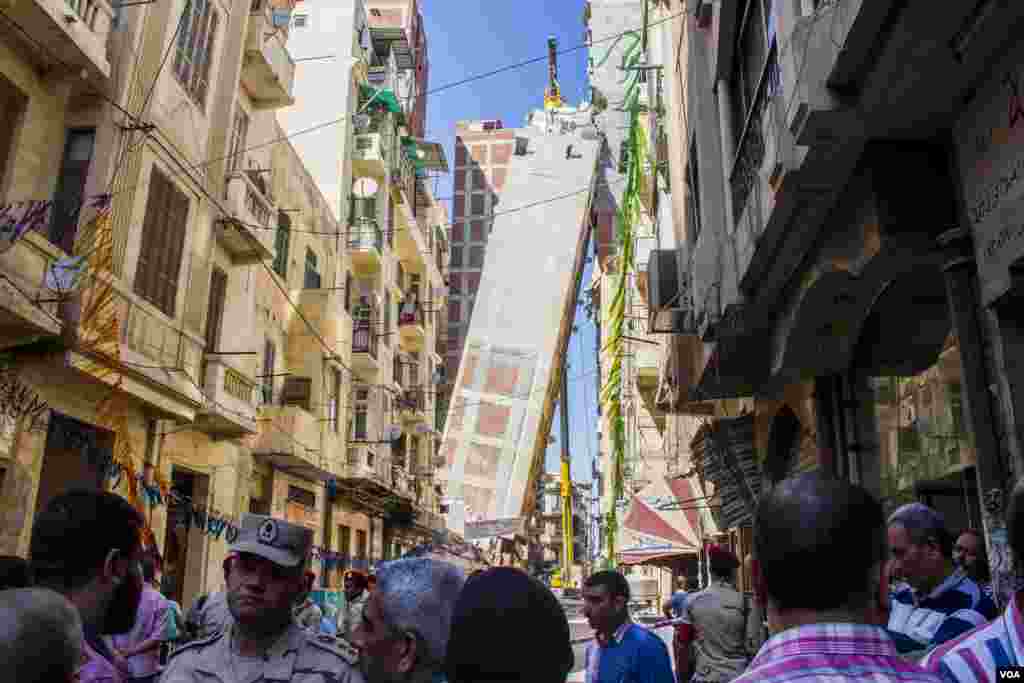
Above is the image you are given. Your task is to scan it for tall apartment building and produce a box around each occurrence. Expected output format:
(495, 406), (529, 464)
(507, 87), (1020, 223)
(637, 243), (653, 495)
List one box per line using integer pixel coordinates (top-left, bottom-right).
(281, 0), (449, 565)
(0, 0), (448, 604)
(651, 0), (1024, 599)
(444, 119), (513, 406)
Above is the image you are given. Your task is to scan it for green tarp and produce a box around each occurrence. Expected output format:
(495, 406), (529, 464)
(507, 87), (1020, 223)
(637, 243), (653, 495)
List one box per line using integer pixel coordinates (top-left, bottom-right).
(359, 85), (402, 114)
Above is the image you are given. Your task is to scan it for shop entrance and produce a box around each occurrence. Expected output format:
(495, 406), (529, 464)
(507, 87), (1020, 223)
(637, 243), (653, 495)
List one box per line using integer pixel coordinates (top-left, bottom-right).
(163, 467), (210, 610)
(36, 413), (112, 515)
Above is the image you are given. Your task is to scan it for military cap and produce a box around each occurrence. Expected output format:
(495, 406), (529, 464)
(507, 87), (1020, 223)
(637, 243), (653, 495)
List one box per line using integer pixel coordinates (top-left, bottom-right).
(229, 514), (313, 568)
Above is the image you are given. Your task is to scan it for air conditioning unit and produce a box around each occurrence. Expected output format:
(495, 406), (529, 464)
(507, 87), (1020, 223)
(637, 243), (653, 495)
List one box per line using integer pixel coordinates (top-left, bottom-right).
(647, 249), (694, 334)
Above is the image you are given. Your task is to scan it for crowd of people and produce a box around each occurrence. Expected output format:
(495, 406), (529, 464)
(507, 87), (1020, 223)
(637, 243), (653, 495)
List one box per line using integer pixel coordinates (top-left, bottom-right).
(2, 472), (1024, 683)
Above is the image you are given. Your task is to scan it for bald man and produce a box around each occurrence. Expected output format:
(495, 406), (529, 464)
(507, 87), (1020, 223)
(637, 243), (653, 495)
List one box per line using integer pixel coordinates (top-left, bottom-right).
(0, 588), (84, 683)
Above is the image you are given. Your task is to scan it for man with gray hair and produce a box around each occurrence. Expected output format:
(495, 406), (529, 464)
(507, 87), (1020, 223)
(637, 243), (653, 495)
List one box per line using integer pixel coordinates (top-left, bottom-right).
(351, 557), (465, 683)
(0, 587), (84, 683)
(887, 502), (997, 657)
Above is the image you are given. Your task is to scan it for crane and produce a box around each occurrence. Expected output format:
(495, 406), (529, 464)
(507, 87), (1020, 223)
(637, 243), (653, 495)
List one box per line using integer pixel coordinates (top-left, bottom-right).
(544, 36), (564, 111)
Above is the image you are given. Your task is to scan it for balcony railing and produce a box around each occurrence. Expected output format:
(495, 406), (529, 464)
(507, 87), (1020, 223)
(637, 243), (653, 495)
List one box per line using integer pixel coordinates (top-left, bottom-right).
(348, 221), (384, 252)
(352, 323), (378, 359)
(242, 0), (296, 109)
(729, 43), (781, 228)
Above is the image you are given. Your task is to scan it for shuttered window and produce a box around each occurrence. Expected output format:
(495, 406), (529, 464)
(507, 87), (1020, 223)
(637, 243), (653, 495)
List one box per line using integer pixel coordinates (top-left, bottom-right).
(262, 339), (275, 404)
(344, 272), (353, 313)
(273, 210), (291, 278)
(134, 167), (189, 317)
(205, 266), (228, 351)
(173, 0), (219, 107)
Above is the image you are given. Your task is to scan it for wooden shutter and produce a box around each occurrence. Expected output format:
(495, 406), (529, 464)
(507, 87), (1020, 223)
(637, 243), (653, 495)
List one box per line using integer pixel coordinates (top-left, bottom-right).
(134, 167), (189, 317)
(205, 266), (228, 351)
(262, 339), (275, 404)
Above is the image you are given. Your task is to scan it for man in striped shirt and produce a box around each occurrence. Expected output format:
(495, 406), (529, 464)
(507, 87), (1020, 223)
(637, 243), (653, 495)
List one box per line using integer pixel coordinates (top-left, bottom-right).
(921, 480), (1024, 682)
(887, 504), (997, 658)
(734, 473), (943, 683)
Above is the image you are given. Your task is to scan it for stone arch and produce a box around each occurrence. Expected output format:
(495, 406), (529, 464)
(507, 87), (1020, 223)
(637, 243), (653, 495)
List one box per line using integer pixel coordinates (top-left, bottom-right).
(765, 406), (802, 485)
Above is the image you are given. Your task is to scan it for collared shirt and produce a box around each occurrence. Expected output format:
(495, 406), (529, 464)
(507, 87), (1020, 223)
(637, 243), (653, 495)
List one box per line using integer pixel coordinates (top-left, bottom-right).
(671, 591), (690, 618)
(294, 599), (323, 633)
(682, 579), (751, 682)
(196, 591), (233, 639)
(734, 622), (946, 683)
(108, 585), (167, 677)
(921, 591), (1024, 683)
(161, 621), (365, 683)
(889, 570), (998, 655)
(585, 620), (674, 683)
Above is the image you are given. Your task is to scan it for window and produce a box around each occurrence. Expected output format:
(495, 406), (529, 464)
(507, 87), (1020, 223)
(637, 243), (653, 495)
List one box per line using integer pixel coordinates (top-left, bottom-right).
(292, 13), (308, 27)
(393, 352), (403, 386)
(262, 340), (275, 404)
(204, 266), (228, 353)
(338, 524), (351, 560)
(383, 290), (391, 346)
(330, 368), (342, 433)
(370, 8), (381, 16)
(173, 0), (219, 106)
(470, 194), (485, 216)
(353, 388), (369, 439)
(287, 484), (316, 508)
(352, 197), (375, 222)
(134, 167), (189, 317)
(344, 272), (353, 313)
(227, 107), (249, 173)
(730, 0), (776, 145)
(304, 247), (321, 288)
(273, 210), (291, 278)
(356, 529), (368, 560)
(469, 246), (484, 268)
(450, 246), (463, 267)
(48, 128), (96, 252)
(685, 137), (701, 248)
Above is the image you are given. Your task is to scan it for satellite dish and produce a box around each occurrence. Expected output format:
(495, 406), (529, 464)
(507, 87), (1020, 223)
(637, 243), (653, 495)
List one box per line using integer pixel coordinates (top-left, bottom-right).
(383, 424), (402, 442)
(352, 177), (378, 199)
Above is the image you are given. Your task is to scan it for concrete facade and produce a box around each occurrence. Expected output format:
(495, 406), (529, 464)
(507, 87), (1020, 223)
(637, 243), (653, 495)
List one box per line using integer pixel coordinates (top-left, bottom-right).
(439, 123), (600, 538)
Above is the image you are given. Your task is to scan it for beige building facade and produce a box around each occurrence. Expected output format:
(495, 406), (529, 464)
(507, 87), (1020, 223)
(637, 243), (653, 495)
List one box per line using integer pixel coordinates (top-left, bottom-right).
(0, 0), (448, 606)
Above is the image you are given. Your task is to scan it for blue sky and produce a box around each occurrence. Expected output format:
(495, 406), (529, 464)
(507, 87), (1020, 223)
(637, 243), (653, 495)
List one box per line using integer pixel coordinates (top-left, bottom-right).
(420, 1), (599, 484)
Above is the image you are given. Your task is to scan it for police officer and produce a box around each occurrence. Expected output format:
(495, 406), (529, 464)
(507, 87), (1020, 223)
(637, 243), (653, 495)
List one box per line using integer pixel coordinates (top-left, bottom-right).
(161, 514), (364, 683)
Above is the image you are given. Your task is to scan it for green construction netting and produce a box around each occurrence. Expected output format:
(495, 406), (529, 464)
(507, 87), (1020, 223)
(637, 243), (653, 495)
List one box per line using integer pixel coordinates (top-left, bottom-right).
(360, 85), (402, 114)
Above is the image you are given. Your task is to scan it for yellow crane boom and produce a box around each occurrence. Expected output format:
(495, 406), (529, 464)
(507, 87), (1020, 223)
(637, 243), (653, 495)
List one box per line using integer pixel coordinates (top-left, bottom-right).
(544, 36), (563, 111)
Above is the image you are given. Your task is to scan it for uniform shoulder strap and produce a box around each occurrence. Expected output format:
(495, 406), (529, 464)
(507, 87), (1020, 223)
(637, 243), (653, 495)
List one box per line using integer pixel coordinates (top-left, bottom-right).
(168, 630), (224, 661)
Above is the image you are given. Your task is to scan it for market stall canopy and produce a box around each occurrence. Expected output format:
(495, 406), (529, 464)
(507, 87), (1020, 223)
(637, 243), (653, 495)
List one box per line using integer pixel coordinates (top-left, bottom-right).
(618, 548), (694, 567)
(622, 475), (716, 550)
(360, 85), (402, 114)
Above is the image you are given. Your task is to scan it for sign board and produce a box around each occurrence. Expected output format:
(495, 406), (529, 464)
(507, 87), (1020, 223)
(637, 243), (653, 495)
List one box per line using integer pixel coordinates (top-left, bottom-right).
(954, 40), (1024, 305)
(464, 517), (525, 540)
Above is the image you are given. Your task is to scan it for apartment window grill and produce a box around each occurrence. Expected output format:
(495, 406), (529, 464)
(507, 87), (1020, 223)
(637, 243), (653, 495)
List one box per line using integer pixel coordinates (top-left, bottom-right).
(304, 247), (321, 289)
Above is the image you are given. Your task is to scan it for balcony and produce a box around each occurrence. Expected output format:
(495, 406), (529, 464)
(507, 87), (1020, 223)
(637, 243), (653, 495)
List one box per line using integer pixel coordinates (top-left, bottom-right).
(351, 322), (380, 376)
(342, 444), (411, 501)
(66, 278), (205, 421)
(254, 404), (336, 480)
(348, 220), (384, 274)
(6, 0), (113, 83)
(397, 387), (427, 423)
(242, 2), (296, 109)
(218, 173), (275, 264)
(0, 229), (65, 352)
(195, 358), (258, 437)
(352, 118), (393, 181)
(397, 301), (425, 351)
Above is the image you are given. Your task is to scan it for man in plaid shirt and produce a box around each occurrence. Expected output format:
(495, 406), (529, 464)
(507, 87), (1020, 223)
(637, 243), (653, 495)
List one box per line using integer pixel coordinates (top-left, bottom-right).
(734, 473), (944, 683)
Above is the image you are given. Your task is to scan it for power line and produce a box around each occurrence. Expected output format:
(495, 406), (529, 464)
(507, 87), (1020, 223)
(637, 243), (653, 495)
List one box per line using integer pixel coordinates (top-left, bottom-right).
(89, 9), (686, 207)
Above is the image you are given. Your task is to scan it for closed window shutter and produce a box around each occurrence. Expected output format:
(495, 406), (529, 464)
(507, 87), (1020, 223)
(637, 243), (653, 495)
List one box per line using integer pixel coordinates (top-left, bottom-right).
(205, 266), (228, 351)
(134, 168), (188, 317)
